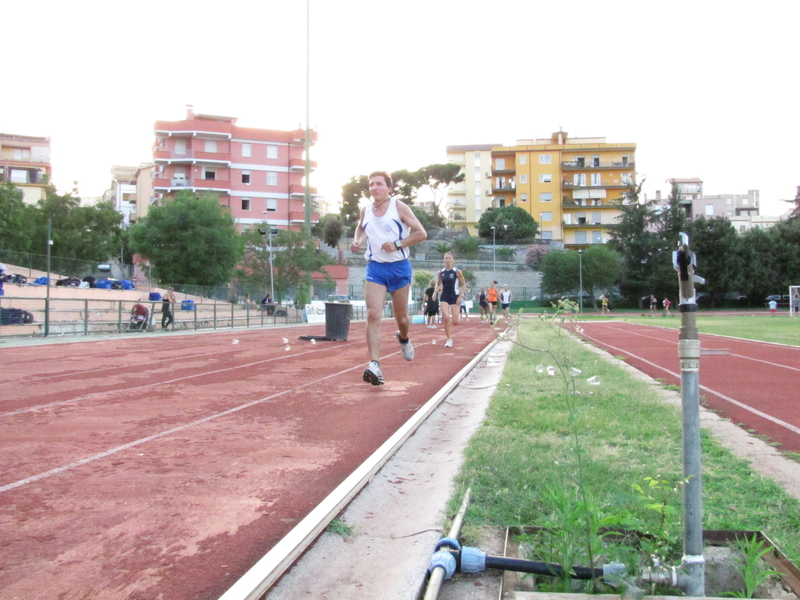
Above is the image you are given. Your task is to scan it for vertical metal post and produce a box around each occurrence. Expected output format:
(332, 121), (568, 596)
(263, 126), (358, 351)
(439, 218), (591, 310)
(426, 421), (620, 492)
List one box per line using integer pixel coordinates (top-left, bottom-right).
(45, 218), (51, 337)
(84, 299), (89, 335)
(578, 249), (583, 313)
(303, 0), (312, 236)
(491, 226), (496, 275)
(674, 233), (705, 597)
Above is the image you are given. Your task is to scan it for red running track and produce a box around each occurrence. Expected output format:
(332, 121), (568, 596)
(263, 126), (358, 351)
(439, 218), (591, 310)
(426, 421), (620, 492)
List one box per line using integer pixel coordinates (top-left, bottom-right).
(0, 318), (497, 600)
(576, 321), (800, 451)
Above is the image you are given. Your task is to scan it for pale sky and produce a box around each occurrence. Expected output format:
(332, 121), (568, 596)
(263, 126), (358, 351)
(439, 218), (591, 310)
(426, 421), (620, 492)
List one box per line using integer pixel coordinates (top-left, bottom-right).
(2, 0), (797, 216)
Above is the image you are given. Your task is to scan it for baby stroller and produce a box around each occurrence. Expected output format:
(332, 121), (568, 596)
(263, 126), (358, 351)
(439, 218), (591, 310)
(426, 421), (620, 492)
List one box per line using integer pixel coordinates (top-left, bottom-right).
(127, 303), (150, 332)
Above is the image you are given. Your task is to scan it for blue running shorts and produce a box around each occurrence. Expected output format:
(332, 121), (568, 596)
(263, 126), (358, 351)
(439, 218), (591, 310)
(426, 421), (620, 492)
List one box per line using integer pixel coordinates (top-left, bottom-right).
(365, 260), (412, 293)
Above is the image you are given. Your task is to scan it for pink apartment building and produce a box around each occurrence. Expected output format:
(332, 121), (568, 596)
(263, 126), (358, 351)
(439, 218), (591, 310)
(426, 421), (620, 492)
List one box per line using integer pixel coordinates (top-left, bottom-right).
(151, 107), (318, 232)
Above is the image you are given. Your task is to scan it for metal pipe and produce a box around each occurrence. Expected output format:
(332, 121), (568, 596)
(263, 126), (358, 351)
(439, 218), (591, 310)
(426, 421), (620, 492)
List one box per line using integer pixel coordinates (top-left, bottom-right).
(674, 232), (705, 597)
(423, 488), (471, 600)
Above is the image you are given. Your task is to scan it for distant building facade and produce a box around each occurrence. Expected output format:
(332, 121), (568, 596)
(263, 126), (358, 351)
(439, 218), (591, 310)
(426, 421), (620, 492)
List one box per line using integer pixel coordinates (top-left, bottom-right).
(105, 165), (138, 226)
(447, 131), (636, 247)
(654, 179), (782, 232)
(444, 144), (499, 234)
(150, 107), (318, 232)
(0, 133), (52, 204)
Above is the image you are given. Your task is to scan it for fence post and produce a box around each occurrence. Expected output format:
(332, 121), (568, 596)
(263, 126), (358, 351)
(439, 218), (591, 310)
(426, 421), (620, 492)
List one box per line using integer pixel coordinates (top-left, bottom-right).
(84, 299), (89, 335)
(213, 303), (217, 330)
(230, 303), (234, 329)
(193, 304), (197, 330)
(118, 301), (123, 333)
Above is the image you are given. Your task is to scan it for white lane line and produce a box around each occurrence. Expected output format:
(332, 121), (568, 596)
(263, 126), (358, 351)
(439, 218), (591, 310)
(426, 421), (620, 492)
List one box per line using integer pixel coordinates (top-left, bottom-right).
(587, 323), (798, 371)
(0, 359), (364, 494)
(580, 331), (800, 437)
(0, 343), (348, 418)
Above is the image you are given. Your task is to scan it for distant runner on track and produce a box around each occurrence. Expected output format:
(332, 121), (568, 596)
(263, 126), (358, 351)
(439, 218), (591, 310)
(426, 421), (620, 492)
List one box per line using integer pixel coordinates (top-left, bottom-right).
(350, 171), (427, 385)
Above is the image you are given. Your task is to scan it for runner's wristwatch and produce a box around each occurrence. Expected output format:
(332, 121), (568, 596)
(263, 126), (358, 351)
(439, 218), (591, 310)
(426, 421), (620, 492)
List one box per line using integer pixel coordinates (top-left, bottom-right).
(394, 240), (402, 250)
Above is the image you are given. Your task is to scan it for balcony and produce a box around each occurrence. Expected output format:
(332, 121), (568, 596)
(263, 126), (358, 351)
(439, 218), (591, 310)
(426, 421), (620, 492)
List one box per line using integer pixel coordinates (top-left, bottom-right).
(152, 177), (231, 193)
(562, 181), (631, 189)
(562, 160), (635, 170)
(153, 149), (231, 166)
(289, 184), (318, 198)
(562, 198), (612, 208)
(289, 158), (318, 172)
(289, 211), (320, 224)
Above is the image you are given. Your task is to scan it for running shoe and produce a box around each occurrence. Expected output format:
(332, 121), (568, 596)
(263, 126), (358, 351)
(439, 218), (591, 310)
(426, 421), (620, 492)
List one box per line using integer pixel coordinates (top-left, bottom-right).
(363, 361), (384, 386)
(444, 339), (453, 348)
(396, 331), (415, 361)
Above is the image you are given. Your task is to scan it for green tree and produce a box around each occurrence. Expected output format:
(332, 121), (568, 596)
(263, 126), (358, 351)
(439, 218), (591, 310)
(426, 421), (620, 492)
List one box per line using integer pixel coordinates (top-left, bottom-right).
(129, 190), (244, 286)
(540, 250), (578, 296)
(738, 225), (780, 305)
(410, 205), (441, 232)
(0, 183), (35, 253)
(477, 205), (539, 241)
(319, 214), (344, 250)
(391, 169), (424, 205)
(340, 176), (369, 237)
(413, 270), (434, 299)
(686, 216), (744, 306)
(416, 163), (464, 225)
(269, 229), (334, 303)
(525, 244), (552, 270)
(29, 188), (124, 264)
(581, 245), (622, 307)
(606, 182), (663, 305)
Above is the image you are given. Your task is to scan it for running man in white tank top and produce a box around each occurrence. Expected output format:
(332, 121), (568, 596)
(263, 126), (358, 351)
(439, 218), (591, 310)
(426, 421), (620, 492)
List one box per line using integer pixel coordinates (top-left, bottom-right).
(350, 172), (427, 385)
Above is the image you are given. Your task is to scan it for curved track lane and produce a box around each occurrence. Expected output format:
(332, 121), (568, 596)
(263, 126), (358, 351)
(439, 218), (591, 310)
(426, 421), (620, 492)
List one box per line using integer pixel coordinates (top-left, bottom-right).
(576, 321), (800, 451)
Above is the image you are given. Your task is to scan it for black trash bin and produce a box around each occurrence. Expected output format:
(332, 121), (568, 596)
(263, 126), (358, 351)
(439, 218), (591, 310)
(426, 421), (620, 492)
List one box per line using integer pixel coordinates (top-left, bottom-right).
(324, 302), (351, 341)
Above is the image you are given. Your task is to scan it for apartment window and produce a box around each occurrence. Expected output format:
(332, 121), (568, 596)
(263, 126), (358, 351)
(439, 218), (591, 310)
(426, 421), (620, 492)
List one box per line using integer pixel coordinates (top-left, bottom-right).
(242, 171), (251, 185)
(267, 172), (278, 186)
(540, 211), (552, 222)
(204, 139), (217, 153)
(591, 173), (601, 186)
(204, 167), (216, 180)
(575, 231), (587, 244)
(266, 198), (278, 212)
(563, 214), (572, 225)
(540, 173), (552, 183)
(742, 197), (749, 205)
(727, 198), (732, 205)
(591, 155), (600, 167)
(540, 192), (552, 202)
(539, 154), (551, 164)
(175, 138), (186, 155)
(10, 169), (27, 183)
(267, 145), (278, 159)
(573, 173), (586, 186)
(705, 204), (714, 216)
(495, 158), (505, 170)
(621, 173), (632, 185)
(474, 166), (481, 179)
(12, 148), (31, 160)
(242, 143), (252, 157)
(475, 197), (481, 210)
(519, 174), (527, 184)
(474, 182), (482, 194)
(576, 156), (585, 167)
(592, 212), (601, 224)
(592, 231), (602, 244)
(519, 154), (527, 165)
(242, 198), (251, 211)
(541, 231), (553, 240)
(520, 193), (527, 202)
(622, 155), (629, 166)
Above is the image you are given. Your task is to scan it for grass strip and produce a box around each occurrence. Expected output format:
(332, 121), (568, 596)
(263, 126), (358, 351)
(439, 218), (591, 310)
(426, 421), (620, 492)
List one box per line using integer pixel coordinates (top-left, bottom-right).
(450, 317), (800, 567)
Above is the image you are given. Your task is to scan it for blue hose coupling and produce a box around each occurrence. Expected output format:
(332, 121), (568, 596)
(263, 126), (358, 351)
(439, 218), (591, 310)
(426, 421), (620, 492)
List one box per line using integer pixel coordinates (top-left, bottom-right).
(429, 550), (457, 579)
(435, 537), (461, 552)
(459, 546), (487, 573)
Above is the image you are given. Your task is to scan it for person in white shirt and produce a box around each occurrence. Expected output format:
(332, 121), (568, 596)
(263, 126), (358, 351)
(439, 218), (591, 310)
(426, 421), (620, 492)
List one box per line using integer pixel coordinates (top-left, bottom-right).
(350, 172), (427, 385)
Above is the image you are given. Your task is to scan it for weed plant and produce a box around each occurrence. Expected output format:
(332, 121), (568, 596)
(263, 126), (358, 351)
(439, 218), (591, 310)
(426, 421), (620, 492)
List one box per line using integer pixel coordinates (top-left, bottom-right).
(451, 307), (800, 593)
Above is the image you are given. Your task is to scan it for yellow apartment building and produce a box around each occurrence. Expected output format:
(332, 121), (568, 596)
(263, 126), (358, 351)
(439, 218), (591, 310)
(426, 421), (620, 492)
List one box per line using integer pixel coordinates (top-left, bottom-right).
(492, 130), (636, 248)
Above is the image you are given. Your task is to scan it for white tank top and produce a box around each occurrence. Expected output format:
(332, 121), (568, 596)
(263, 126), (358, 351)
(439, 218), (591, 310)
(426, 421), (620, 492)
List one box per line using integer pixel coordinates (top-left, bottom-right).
(362, 198), (409, 263)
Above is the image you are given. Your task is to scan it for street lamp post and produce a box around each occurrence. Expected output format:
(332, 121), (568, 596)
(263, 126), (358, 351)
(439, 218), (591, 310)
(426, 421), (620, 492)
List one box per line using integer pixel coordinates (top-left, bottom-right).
(491, 226), (496, 276)
(578, 249), (584, 313)
(262, 212), (275, 302)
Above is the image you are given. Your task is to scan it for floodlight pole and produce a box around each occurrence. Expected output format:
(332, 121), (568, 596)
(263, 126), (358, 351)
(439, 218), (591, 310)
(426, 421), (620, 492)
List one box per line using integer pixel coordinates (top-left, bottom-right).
(302, 0), (312, 236)
(674, 232), (705, 598)
(45, 218), (52, 337)
(263, 212), (275, 301)
(578, 249), (583, 313)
